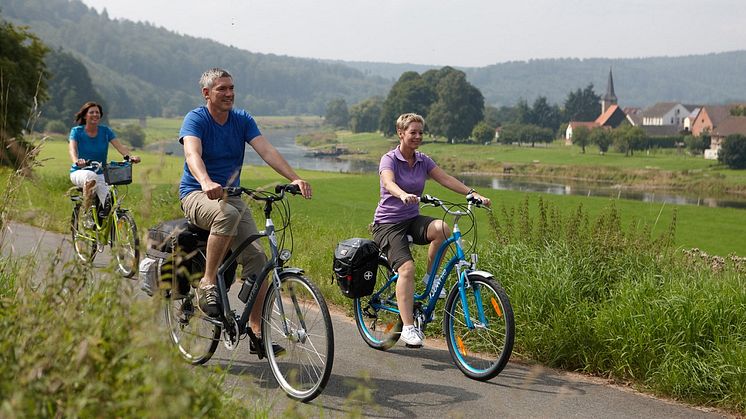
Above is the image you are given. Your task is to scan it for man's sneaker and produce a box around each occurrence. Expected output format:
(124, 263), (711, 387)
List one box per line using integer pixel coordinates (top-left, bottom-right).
(196, 284), (220, 317)
(249, 337), (286, 356)
(401, 325), (423, 348)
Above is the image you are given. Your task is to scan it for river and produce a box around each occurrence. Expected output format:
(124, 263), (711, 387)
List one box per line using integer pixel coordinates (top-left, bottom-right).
(152, 128), (746, 210)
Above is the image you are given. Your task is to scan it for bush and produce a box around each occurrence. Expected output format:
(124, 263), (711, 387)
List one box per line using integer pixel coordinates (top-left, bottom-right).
(0, 257), (262, 417)
(483, 198), (745, 414)
(718, 134), (746, 169)
(44, 120), (68, 134)
(116, 123), (146, 148)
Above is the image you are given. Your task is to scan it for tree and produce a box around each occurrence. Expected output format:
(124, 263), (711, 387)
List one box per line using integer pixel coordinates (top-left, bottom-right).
(379, 71), (435, 136)
(324, 98), (349, 129)
(589, 128), (613, 154)
(530, 96), (561, 131)
(718, 134), (746, 169)
(685, 134), (709, 155)
(116, 123), (146, 149)
(427, 69), (484, 141)
(40, 49), (103, 126)
(471, 121), (495, 144)
(0, 19), (49, 168)
(612, 125), (646, 156)
(572, 126), (591, 154)
(349, 96), (383, 133)
(564, 84), (601, 122)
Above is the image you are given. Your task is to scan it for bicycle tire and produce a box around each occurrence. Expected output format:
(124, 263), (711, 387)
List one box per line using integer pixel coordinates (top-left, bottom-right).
(163, 289), (221, 365)
(111, 210), (139, 278)
(353, 258), (402, 350)
(70, 203), (97, 263)
(443, 274), (514, 380)
(262, 272), (334, 402)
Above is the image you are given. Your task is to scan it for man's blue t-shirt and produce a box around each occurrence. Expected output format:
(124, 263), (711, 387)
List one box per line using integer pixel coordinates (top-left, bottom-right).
(68, 125), (116, 173)
(178, 106), (261, 199)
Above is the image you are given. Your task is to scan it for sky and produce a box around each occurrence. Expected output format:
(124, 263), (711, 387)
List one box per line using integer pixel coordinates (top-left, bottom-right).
(80, 0), (746, 68)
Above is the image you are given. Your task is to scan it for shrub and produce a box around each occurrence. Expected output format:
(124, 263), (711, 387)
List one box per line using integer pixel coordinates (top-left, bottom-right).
(0, 257), (262, 417)
(718, 134), (746, 169)
(44, 119), (68, 134)
(116, 123), (146, 148)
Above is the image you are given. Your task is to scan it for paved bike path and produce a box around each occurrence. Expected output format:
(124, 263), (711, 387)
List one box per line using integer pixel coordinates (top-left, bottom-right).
(3, 222), (732, 418)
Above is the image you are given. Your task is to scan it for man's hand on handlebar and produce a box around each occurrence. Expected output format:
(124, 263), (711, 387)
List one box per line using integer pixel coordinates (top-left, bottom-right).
(291, 179), (312, 199)
(202, 180), (224, 200)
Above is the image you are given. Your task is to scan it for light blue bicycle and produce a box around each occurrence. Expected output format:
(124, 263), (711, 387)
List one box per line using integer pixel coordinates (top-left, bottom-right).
(354, 193), (514, 380)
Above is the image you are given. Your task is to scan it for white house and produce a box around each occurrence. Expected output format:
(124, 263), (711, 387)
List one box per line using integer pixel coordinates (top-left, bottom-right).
(641, 102), (697, 127)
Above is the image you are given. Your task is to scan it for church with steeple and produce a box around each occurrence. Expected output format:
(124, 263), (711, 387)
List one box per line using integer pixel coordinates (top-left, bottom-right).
(601, 67), (618, 115)
(564, 67), (629, 144)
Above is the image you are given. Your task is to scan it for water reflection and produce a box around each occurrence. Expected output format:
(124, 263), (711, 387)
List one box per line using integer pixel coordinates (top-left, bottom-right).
(149, 129), (745, 210)
(147, 127), (377, 173)
(460, 176), (746, 210)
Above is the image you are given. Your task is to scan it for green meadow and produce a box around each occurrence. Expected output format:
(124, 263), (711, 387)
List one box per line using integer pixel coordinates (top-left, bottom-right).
(9, 137), (744, 258)
(1, 133), (745, 414)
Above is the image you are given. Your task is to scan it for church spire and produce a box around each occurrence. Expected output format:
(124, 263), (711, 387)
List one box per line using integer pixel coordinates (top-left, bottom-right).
(602, 67), (617, 114)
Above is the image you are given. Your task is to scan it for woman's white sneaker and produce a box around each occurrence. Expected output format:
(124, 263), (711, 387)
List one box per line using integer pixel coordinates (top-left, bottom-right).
(401, 325), (423, 348)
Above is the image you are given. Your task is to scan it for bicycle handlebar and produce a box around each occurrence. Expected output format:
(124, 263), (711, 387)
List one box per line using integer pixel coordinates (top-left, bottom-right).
(420, 193), (487, 208)
(78, 157), (133, 171)
(225, 183), (301, 201)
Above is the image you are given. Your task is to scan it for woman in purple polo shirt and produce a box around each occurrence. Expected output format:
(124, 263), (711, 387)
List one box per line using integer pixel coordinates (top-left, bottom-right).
(371, 113), (491, 348)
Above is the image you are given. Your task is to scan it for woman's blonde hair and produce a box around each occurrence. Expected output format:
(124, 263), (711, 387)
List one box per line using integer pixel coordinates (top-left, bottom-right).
(395, 113), (425, 132)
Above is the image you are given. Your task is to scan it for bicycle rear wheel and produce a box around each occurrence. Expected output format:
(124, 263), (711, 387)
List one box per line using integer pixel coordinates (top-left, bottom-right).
(353, 258), (402, 350)
(443, 274), (514, 381)
(262, 272), (334, 402)
(111, 210), (139, 277)
(163, 289), (221, 365)
(71, 203), (97, 263)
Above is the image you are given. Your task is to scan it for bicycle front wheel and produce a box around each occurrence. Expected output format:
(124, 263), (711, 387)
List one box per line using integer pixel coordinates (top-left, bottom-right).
(262, 272), (334, 402)
(71, 203), (96, 263)
(163, 289), (221, 365)
(444, 274), (514, 381)
(111, 210), (139, 277)
(353, 258), (402, 350)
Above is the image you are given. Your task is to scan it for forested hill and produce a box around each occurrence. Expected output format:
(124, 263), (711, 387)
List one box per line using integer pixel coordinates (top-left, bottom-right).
(339, 51), (746, 109)
(0, 0), (392, 118)
(3, 0), (746, 119)
(464, 52), (746, 108)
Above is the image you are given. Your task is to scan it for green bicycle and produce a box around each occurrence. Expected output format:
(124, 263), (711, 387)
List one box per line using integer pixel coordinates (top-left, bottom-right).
(70, 159), (139, 277)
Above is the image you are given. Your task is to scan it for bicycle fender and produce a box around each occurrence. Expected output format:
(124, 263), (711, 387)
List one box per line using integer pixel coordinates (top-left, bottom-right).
(279, 267), (305, 276)
(466, 270), (493, 279)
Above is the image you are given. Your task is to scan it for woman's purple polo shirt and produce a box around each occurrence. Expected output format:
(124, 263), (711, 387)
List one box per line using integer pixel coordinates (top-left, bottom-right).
(373, 147), (436, 224)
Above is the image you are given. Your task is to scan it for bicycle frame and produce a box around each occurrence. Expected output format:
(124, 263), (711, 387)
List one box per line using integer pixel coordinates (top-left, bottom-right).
(370, 197), (488, 330)
(209, 187), (307, 351)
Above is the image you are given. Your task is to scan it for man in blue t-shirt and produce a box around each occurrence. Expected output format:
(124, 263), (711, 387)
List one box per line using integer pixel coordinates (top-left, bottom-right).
(179, 68), (311, 338)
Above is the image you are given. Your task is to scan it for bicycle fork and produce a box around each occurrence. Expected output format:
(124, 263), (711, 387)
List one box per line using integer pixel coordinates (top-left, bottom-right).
(457, 254), (490, 330)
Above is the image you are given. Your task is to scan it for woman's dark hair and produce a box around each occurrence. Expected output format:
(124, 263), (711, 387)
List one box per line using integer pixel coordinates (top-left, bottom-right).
(74, 102), (104, 125)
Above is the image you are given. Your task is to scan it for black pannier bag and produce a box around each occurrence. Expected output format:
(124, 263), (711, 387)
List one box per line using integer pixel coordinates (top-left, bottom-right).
(332, 238), (379, 298)
(144, 218), (206, 298)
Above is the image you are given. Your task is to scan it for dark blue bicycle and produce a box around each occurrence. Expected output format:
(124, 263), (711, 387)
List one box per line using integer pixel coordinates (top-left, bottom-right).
(353, 193), (514, 380)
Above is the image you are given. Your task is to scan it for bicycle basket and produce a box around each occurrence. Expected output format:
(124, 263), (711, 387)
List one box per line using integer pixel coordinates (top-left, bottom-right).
(332, 238), (379, 299)
(104, 161), (132, 185)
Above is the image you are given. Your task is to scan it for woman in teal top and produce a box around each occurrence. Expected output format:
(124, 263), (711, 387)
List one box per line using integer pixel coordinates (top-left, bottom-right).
(68, 101), (140, 207)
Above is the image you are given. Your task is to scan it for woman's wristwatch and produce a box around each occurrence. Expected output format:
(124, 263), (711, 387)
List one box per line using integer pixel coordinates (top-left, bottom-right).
(466, 188), (476, 195)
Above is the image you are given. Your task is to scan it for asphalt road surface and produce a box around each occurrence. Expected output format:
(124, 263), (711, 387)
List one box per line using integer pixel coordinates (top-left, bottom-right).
(3, 222), (732, 418)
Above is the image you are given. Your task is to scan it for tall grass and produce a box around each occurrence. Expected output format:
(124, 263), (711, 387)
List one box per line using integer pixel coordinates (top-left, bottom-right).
(483, 197), (746, 413)
(0, 255), (266, 417)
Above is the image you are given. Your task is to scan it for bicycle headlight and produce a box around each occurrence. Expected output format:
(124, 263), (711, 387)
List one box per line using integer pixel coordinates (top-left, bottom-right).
(279, 249), (292, 261)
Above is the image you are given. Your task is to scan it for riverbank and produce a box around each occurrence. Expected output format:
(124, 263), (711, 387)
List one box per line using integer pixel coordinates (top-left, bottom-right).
(297, 131), (746, 198)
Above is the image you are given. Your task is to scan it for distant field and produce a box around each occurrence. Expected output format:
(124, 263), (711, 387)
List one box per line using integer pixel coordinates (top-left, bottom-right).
(3, 139), (744, 257)
(109, 116), (324, 146)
